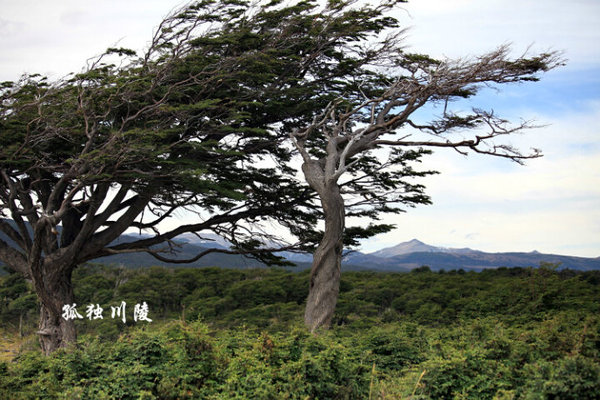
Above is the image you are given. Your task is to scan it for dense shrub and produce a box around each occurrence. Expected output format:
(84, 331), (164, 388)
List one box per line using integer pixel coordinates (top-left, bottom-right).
(1, 265), (599, 398)
(0, 322), (375, 399)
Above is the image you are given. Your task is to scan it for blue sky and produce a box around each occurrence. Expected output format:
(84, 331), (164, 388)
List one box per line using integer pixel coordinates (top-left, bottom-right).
(1, 0), (598, 257)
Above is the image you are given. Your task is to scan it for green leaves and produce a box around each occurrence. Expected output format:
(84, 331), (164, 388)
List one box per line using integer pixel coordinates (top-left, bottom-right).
(105, 47), (137, 57)
(343, 224), (395, 247)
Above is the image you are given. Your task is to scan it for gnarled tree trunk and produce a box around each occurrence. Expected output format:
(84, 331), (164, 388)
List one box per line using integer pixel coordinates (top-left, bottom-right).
(31, 262), (77, 355)
(304, 177), (345, 332)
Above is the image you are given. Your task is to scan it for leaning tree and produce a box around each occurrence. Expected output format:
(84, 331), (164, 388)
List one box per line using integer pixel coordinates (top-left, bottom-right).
(0, 0), (424, 354)
(0, 6), (314, 354)
(289, 18), (563, 330)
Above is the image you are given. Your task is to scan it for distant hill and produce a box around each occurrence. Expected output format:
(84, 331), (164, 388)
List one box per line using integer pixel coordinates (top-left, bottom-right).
(78, 232), (306, 269)
(1, 220), (599, 272)
(345, 239), (600, 271)
(369, 238), (440, 257)
(368, 239), (474, 258)
(0, 221), (285, 270)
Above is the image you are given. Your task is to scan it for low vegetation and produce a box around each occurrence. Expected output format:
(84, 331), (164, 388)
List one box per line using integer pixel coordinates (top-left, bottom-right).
(1, 264), (599, 398)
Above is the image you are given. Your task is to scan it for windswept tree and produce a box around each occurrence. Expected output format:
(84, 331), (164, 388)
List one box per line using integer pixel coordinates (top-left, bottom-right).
(290, 22), (563, 330)
(0, 0), (418, 354)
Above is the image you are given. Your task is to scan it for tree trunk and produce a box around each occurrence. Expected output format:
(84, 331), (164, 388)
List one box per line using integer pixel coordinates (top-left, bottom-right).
(32, 266), (77, 355)
(304, 183), (345, 332)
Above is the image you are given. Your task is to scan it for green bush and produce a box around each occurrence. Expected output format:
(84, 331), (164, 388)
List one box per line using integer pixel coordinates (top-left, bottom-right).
(523, 356), (600, 399)
(360, 325), (426, 371)
(0, 322), (376, 399)
(419, 350), (514, 399)
(1, 265), (599, 399)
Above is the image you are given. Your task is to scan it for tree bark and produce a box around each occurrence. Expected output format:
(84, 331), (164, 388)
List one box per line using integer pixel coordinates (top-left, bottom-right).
(32, 265), (77, 355)
(304, 182), (345, 332)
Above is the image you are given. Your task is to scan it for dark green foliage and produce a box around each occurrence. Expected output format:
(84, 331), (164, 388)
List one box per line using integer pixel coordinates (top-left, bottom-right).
(524, 356), (600, 399)
(359, 325), (426, 371)
(1, 264), (599, 398)
(52, 265), (599, 333)
(0, 322), (373, 399)
(0, 271), (37, 334)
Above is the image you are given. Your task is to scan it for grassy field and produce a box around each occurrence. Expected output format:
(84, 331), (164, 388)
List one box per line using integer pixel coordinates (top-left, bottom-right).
(0, 330), (21, 363)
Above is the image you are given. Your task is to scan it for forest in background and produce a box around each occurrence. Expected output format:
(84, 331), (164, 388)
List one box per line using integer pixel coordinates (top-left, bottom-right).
(1, 263), (599, 399)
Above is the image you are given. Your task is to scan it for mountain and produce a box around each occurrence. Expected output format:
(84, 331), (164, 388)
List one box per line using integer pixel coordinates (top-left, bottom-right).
(1, 220), (598, 272)
(344, 239), (600, 272)
(0, 223), (277, 271)
(173, 232), (229, 249)
(368, 238), (480, 258)
(171, 233), (313, 264)
(95, 232), (294, 269)
(369, 239), (442, 257)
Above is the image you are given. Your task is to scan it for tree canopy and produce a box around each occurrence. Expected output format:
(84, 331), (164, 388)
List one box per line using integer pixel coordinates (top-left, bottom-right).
(0, 0), (436, 353)
(0, 0), (563, 352)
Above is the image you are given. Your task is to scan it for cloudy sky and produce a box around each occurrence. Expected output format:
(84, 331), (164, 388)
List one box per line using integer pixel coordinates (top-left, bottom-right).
(1, 0), (598, 257)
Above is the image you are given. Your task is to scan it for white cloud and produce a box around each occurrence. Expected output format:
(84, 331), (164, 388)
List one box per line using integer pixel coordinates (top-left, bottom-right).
(359, 102), (600, 257)
(0, 0), (178, 81)
(400, 0), (600, 69)
(3, 0), (596, 81)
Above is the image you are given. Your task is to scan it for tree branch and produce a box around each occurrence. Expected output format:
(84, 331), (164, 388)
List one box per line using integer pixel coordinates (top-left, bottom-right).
(0, 238), (28, 277)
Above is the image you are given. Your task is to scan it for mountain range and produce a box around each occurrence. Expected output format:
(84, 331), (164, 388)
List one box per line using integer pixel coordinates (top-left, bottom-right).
(99, 235), (600, 272)
(344, 239), (600, 271)
(1, 220), (599, 271)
